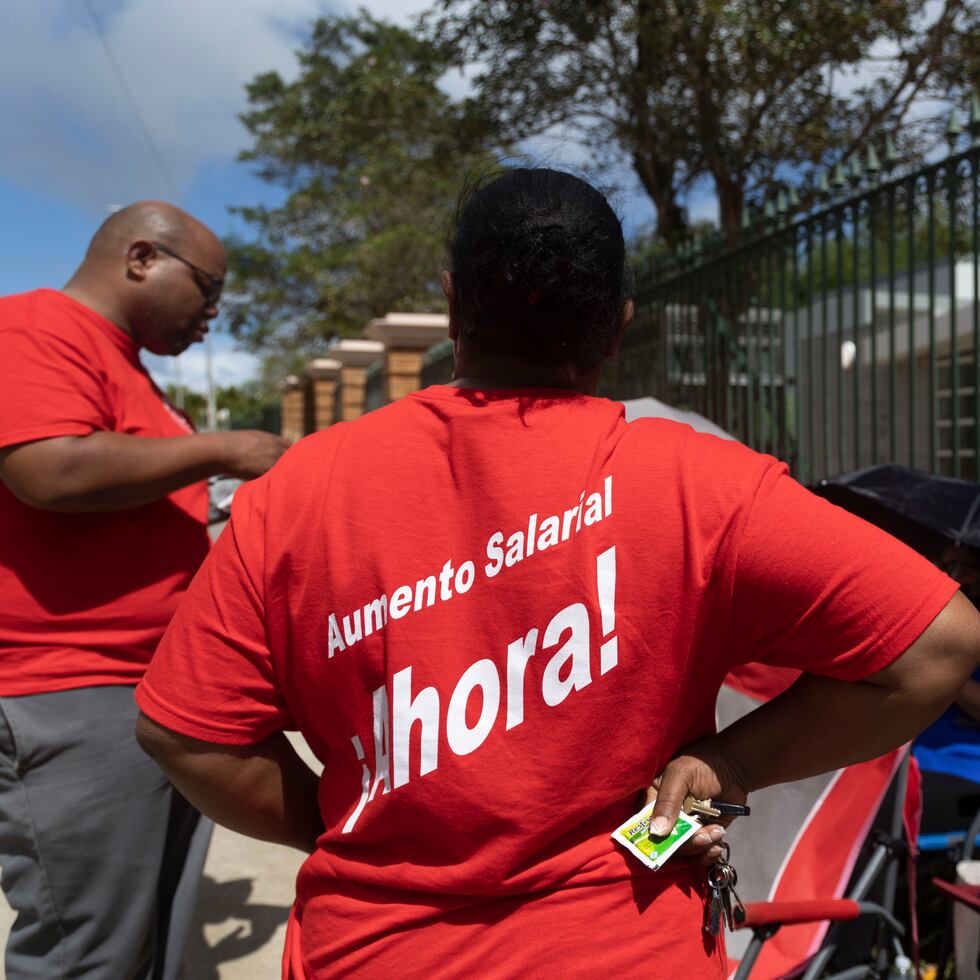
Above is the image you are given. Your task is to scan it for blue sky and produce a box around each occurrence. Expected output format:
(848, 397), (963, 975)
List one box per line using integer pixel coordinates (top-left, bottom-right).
(0, 0), (681, 394)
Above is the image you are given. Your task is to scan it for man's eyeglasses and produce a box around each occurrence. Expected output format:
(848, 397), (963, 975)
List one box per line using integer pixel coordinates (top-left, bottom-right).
(152, 241), (224, 307)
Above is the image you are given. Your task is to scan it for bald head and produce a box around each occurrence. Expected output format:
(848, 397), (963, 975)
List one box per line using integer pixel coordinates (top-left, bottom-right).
(63, 201), (226, 356)
(85, 201), (215, 263)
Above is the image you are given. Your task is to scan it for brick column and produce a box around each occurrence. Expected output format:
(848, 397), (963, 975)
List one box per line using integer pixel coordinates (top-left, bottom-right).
(304, 357), (342, 431)
(279, 374), (307, 443)
(330, 339), (385, 421)
(363, 313), (450, 403)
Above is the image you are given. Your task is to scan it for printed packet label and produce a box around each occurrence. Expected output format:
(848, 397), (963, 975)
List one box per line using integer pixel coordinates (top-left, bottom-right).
(611, 802), (702, 870)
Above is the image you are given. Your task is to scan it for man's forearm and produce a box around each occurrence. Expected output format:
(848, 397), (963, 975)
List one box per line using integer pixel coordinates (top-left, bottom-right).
(1, 431), (231, 512)
(136, 714), (323, 852)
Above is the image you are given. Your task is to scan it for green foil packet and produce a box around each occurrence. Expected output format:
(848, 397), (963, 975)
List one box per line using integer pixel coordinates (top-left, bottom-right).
(611, 802), (702, 870)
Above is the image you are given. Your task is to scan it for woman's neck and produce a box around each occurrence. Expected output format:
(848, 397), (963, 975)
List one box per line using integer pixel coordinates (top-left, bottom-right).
(450, 356), (598, 395)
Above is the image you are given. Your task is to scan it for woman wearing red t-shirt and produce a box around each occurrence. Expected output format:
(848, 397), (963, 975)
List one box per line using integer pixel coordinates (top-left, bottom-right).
(136, 170), (979, 978)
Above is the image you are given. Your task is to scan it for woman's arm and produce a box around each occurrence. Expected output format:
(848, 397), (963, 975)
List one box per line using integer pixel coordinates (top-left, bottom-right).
(954, 676), (980, 723)
(135, 712), (323, 853)
(649, 590), (980, 837)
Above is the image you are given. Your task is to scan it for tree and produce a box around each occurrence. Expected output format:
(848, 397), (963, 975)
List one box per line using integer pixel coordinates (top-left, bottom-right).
(164, 385), (206, 426)
(224, 13), (500, 360)
(427, 1), (980, 245)
(164, 383), (279, 432)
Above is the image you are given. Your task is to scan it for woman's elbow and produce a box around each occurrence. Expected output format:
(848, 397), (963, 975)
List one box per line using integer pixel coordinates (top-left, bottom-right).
(135, 711), (181, 763)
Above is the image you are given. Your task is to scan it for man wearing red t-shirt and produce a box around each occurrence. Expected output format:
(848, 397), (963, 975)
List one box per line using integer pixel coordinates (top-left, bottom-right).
(135, 171), (980, 978)
(0, 202), (287, 979)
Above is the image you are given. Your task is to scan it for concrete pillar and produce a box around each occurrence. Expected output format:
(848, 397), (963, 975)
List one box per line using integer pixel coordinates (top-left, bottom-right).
(304, 357), (342, 431)
(330, 339), (385, 421)
(363, 313), (450, 403)
(280, 374), (307, 443)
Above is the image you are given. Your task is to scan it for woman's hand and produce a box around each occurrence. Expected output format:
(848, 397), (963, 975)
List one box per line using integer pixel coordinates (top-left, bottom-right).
(643, 738), (750, 867)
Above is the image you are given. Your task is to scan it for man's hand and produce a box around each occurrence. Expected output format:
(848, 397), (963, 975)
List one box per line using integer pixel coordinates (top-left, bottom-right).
(644, 741), (749, 866)
(215, 431), (289, 480)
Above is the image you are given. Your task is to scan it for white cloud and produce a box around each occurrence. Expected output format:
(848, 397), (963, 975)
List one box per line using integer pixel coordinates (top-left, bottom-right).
(356, 0), (430, 25)
(0, 0), (327, 211)
(0, 0), (472, 208)
(143, 336), (260, 394)
(686, 189), (718, 227)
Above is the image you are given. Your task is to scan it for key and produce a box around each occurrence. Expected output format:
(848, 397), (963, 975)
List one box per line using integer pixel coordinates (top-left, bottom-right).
(726, 873), (747, 929)
(683, 795), (752, 819)
(707, 862), (732, 935)
(705, 879), (725, 937)
(684, 794), (722, 819)
(720, 876), (735, 931)
(707, 844), (748, 932)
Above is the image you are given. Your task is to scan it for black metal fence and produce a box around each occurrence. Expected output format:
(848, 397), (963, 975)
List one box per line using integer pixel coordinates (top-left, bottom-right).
(602, 103), (980, 486)
(364, 360), (386, 412)
(229, 402), (281, 433)
(421, 339), (454, 388)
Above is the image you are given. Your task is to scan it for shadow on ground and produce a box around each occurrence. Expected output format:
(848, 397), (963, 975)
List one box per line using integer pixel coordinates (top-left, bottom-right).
(180, 876), (290, 979)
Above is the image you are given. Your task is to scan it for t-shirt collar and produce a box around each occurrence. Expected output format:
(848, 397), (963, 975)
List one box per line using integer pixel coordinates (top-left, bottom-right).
(48, 289), (140, 362)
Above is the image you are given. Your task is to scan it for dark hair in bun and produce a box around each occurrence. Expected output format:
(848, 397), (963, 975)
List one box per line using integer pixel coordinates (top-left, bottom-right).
(449, 168), (631, 373)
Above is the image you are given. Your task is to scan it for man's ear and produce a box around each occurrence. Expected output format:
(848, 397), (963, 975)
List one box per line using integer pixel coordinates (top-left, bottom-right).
(126, 240), (155, 283)
(442, 270), (458, 341)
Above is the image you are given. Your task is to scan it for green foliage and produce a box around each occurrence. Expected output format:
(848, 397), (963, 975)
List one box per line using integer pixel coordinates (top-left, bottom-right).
(628, 220), (718, 273)
(164, 384), (206, 425)
(754, 199), (979, 305)
(428, 0), (980, 242)
(216, 384), (281, 431)
(225, 13), (500, 360)
(164, 382), (280, 432)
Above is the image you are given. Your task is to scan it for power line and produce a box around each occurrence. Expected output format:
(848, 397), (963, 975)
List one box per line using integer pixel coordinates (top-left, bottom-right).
(82, 0), (180, 198)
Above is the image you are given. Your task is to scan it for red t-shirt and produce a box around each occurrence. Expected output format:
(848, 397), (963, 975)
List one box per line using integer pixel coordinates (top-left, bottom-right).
(136, 386), (956, 978)
(0, 289), (210, 695)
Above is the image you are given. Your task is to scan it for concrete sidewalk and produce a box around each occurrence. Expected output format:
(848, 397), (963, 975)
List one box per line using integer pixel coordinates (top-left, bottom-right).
(177, 825), (303, 979)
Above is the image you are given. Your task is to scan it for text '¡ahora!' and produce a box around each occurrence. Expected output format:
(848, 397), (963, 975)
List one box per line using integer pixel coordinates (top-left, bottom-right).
(326, 476), (613, 658)
(342, 545), (618, 833)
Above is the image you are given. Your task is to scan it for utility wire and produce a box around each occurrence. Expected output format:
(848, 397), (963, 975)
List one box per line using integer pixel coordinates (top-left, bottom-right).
(83, 0), (181, 198)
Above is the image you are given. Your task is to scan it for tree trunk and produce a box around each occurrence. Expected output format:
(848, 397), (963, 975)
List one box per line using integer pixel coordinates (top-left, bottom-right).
(633, 149), (686, 247)
(716, 176), (744, 248)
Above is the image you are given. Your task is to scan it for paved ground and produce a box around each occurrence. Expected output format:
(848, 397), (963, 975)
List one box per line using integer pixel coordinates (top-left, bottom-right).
(175, 826), (304, 980)
(0, 738), (320, 980)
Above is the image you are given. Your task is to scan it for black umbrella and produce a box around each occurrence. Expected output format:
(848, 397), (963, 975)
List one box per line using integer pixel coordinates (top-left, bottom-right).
(812, 464), (980, 560)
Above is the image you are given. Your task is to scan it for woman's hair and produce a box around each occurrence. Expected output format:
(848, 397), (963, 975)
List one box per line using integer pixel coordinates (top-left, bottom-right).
(448, 168), (631, 374)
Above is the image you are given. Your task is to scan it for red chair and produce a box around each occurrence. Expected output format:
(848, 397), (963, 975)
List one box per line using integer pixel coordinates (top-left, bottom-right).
(719, 664), (917, 979)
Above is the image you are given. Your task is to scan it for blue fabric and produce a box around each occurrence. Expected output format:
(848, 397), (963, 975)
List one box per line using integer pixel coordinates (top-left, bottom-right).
(912, 669), (980, 783)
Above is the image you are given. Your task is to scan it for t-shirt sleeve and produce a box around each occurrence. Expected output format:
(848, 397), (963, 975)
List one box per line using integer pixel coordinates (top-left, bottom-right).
(729, 461), (959, 681)
(0, 322), (113, 449)
(136, 474), (294, 743)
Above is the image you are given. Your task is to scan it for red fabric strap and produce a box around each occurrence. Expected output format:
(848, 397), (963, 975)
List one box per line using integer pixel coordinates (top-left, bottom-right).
(735, 900), (862, 929)
(931, 877), (980, 912)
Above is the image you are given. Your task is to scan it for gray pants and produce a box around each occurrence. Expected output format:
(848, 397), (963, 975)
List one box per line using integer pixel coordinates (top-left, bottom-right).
(0, 686), (212, 979)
